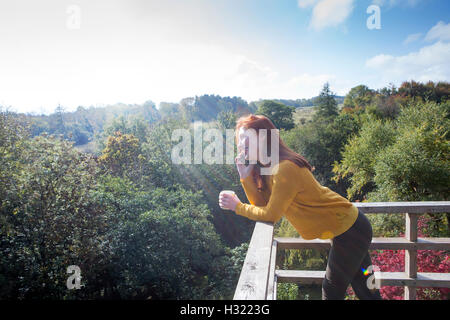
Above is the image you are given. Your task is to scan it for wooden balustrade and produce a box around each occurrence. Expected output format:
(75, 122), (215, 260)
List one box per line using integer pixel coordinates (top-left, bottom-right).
(233, 201), (450, 300)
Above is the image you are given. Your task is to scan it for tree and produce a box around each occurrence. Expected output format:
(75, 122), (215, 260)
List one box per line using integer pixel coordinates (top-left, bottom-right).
(369, 102), (449, 204)
(331, 115), (397, 200)
(179, 97), (197, 122)
(159, 102), (180, 119)
(343, 85), (374, 110)
(0, 114), (248, 300)
(282, 112), (360, 193)
(0, 134), (109, 299)
(217, 109), (237, 130)
(53, 104), (66, 136)
(397, 80), (450, 103)
(256, 100), (295, 130)
(313, 83), (339, 122)
(95, 178), (234, 299)
(333, 101), (450, 239)
(334, 101), (449, 205)
(98, 131), (146, 184)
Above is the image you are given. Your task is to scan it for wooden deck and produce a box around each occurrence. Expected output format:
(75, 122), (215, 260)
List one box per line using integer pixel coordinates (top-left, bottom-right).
(233, 201), (450, 300)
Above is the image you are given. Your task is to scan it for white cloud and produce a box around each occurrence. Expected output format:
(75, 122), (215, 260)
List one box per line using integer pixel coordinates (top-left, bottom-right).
(366, 19), (450, 86)
(371, 0), (421, 8)
(366, 41), (450, 83)
(425, 21), (450, 42)
(227, 57), (335, 100)
(403, 32), (422, 45)
(311, 0), (354, 30)
(298, 0), (355, 31)
(297, 0), (318, 8)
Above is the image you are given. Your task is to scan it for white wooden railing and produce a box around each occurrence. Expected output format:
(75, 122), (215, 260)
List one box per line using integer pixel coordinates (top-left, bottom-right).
(233, 202), (450, 300)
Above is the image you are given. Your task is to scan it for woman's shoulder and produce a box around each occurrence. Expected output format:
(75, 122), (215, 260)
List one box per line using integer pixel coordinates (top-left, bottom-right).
(272, 159), (306, 175)
(272, 160), (315, 182)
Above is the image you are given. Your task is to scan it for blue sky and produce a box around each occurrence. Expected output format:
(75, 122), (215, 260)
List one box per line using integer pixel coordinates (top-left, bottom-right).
(0, 0), (449, 113)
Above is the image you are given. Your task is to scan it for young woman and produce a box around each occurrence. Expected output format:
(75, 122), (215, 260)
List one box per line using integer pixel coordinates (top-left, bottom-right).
(219, 114), (382, 300)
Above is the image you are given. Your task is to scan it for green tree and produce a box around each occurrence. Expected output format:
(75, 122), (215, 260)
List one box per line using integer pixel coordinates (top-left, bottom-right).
(369, 102), (449, 203)
(256, 100), (295, 130)
(98, 131), (146, 184)
(333, 101), (449, 237)
(217, 109), (237, 130)
(331, 115), (397, 200)
(0, 134), (109, 299)
(343, 85), (374, 109)
(95, 178), (233, 299)
(282, 112), (360, 194)
(313, 83), (339, 122)
(159, 102), (181, 119)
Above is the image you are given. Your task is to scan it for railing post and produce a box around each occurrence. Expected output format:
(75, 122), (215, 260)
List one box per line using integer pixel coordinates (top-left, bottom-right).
(266, 239), (278, 300)
(233, 222), (274, 300)
(404, 212), (418, 300)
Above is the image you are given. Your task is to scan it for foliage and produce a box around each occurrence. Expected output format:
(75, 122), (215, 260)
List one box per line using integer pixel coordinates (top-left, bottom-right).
(332, 115), (397, 200)
(277, 283), (299, 300)
(217, 110), (237, 130)
(25, 102), (160, 146)
(312, 82), (339, 122)
(343, 85), (375, 110)
(397, 80), (450, 104)
(369, 102), (449, 203)
(98, 131), (146, 183)
(159, 102), (181, 119)
(256, 100), (295, 130)
(342, 81), (450, 118)
(95, 179), (230, 299)
(178, 95), (251, 122)
(282, 112), (360, 195)
(0, 134), (109, 299)
(250, 96), (345, 110)
(98, 115), (254, 246)
(0, 113), (247, 299)
(334, 101), (449, 203)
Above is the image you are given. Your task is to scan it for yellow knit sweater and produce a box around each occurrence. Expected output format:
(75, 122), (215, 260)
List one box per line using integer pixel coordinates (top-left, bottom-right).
(235, 159), (358, 240)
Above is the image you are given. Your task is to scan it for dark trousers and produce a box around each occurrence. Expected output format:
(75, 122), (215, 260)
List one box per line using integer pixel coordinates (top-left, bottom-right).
(322, 209), (383, 300)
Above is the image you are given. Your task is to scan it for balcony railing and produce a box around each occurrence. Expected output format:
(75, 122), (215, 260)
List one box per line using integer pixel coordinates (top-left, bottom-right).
(233, 201), (450, 300)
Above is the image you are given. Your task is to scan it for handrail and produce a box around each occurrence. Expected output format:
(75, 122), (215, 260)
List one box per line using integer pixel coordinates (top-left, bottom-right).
(233, 201), (450, 300)
(233, 221), (274, 300)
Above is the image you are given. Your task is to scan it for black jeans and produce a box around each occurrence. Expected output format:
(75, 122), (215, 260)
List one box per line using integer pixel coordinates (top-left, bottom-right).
(322, 209), (382, 300)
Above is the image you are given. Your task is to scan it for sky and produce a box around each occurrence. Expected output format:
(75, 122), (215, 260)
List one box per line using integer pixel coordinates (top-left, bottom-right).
(0, 0), (449, 114)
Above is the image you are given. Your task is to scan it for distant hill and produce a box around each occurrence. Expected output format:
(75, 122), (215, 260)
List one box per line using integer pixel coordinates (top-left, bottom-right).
(249, 96), (345, 109)
(10, 94), (344, 147)
(14, 101), (160, 146)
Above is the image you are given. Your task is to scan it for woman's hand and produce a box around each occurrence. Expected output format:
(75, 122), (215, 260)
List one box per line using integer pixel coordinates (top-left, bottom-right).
(219, 191), (241, 212)
(235, 151), (255, 179)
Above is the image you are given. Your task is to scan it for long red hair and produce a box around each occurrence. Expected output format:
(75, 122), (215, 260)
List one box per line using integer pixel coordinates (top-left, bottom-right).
(235, 114), (314, 191)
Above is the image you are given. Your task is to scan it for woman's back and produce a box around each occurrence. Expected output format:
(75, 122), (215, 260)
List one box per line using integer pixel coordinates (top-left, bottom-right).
(236, 159), (358, 240)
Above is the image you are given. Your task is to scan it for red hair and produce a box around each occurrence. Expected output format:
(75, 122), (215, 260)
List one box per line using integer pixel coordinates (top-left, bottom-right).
(235, 114), (314, 191)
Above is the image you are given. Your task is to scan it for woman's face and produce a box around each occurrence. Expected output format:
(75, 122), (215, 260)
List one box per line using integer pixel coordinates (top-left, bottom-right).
(238, 127), (266, 163)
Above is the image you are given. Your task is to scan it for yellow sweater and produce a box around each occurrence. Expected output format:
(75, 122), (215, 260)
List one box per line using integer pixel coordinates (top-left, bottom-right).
(235, 159), (358, 240)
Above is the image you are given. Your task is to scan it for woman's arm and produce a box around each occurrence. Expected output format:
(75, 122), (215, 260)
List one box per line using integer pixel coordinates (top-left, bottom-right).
(235, 161), (302, 223)
(240, 174), (269, 206)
